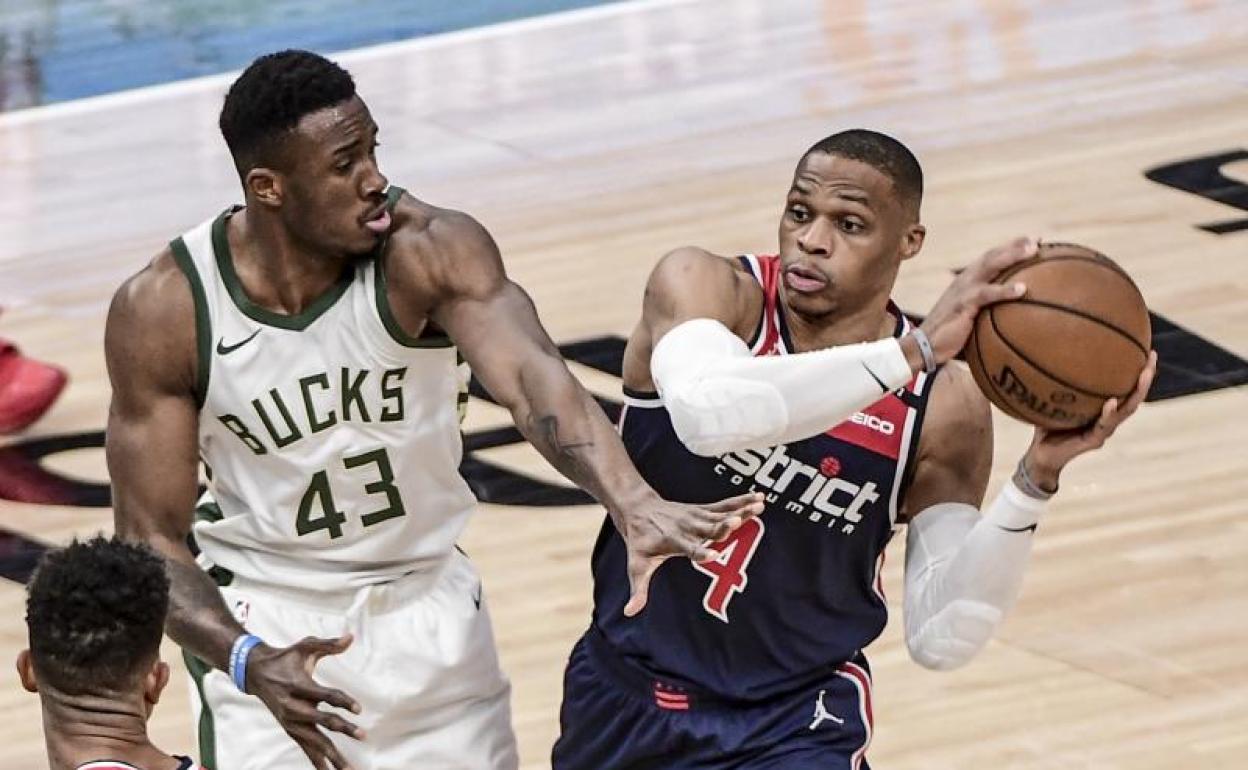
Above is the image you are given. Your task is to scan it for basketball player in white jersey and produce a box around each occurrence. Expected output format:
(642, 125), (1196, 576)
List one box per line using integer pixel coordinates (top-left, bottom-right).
(104, 50), (764, 770)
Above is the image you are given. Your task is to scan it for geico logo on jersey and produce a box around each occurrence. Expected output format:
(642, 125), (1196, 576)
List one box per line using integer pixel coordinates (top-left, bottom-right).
(850, 411), (895, 435)
(713, 444), (879, 533)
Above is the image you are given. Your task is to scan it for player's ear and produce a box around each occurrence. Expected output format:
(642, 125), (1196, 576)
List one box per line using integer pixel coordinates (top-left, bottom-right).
(900, 222), (926, 261)
(16, 649), (38, 693)
(245, 167), (283, 208)
(143, 659), (170, 712)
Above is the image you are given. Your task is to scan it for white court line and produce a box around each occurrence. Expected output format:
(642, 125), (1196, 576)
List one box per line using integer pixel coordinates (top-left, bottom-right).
(0, 0), (695, 129)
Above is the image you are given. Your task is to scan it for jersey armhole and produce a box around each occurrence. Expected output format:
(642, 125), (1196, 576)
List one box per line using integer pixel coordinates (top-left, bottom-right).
(735, 254), (767, 351)
(372, 186), (454, 349)
(169, 237), (212, 409)
(895, 366), (940, 518)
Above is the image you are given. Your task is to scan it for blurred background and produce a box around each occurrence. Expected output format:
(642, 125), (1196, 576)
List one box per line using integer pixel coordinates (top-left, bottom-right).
(0, 0), (624, 109)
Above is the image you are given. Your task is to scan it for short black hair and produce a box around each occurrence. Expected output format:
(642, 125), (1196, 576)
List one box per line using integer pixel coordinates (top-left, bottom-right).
(219, 49), (356, 174)
(25, 536), (169, 695)
(803, 129), (923, 215)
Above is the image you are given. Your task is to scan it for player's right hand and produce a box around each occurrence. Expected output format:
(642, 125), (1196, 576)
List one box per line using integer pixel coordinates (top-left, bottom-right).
(245, 634), (364, 770)
(916, 237), (1037, 365)
(620, 491), (765, 617)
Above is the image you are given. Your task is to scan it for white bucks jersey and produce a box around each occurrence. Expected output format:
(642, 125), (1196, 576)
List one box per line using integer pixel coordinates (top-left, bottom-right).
(171, 190), (476, 590)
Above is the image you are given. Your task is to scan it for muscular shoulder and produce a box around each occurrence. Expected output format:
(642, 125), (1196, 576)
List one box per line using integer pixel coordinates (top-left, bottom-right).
(383, 193), (501, 302)
(899, 361), (994, 519)
(622, 247), (762, 390)
(106, 246), (197, 396)
(643, 246), (761, 338)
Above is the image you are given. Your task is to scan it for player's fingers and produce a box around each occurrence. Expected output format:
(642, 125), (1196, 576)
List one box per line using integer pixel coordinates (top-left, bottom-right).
(624, 556), (664, 617)
(701, 491), (765, 514)
(672, 528), (721, 562)
(316, 710), (367, 741)
(979, 236), (1039, 275)
(301, 728), (354, 770)
(292, 683), (362, 716)
(673, 509), (737, 540)
(1119, 350), (1157, 417)
(300, 634), (354, 669)
(971, 280), (1027, 309)
(1087, 398), (1119, 443)
(296, 634), (351, 657)
(293, 734), (343, 770)
(704, 516), (741, 542)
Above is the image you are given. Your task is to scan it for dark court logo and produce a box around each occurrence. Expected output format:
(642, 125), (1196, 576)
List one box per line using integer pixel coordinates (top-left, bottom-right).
(1145, 150), (1248, 235)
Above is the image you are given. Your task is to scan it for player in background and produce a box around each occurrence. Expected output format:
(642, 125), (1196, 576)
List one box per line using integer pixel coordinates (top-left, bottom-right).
(18, 535), (202, 770)
(554, 129), (1156, 768)
(0, 322), (68, 434)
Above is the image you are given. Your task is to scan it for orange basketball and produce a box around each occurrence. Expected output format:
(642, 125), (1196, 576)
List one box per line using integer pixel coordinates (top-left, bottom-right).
(964, 243), (1151, 430)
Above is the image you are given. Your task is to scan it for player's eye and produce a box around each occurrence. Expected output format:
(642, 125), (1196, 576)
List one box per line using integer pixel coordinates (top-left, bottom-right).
(787, 204), (810, 223)
(840, 217), (865, 234)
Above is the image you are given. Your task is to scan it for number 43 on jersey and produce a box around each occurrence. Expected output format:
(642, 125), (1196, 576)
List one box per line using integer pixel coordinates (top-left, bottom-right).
(296, 447), (406, 538)
(692, 517), (765, 622)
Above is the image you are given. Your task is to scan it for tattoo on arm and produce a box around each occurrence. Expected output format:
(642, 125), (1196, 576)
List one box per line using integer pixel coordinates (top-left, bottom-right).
(528, 413), (596, 486)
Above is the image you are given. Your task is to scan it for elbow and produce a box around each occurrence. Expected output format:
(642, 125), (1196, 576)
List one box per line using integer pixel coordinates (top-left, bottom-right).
(904, 598), (1002, 671)
(671, 422), (733, 458)
(905, 638), (975, 671)
(667, 403), (738, 458)
(663, 383), (782, 458)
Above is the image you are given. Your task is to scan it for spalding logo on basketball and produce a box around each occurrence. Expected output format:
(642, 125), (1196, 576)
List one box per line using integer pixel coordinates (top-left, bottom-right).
(964, 242), (1152, 431)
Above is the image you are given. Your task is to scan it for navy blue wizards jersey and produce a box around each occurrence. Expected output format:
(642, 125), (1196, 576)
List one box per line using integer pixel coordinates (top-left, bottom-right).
(591, 253), (939, 702)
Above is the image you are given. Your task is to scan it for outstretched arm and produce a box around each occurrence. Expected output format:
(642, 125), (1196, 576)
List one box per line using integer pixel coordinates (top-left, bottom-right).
(107, 254), (363, 770)
(419, 214), (762, 614)
(641, 239), (1038, 457)
(900, 355), (1156, 671)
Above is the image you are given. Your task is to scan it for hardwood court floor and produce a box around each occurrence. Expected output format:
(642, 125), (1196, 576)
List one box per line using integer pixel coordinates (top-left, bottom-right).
(1, 0), (1246, 767)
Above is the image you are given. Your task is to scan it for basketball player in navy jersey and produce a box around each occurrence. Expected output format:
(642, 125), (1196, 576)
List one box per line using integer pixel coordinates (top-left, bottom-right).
(17, 536), (202, 770)
(554, 129), (1157, 768)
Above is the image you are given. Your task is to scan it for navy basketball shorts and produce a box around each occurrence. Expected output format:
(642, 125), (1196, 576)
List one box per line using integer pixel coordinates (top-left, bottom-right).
(552, 630), (875, 770)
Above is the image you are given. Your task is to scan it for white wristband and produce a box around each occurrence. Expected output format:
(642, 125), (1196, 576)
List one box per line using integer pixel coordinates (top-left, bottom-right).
(984, 477), (1048, 531)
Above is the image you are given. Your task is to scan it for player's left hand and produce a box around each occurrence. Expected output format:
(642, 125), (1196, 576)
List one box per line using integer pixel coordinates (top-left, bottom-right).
(619, 491), (764, 616)
(1023, 350), (1157, 490)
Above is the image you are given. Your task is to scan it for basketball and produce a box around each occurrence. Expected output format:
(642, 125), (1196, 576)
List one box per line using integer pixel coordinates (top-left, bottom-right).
(964, 242), (1151, 431)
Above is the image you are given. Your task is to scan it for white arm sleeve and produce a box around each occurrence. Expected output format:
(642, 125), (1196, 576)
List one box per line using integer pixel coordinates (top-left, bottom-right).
(650, 318), (913, 456)
(902, 480), (1048, 670)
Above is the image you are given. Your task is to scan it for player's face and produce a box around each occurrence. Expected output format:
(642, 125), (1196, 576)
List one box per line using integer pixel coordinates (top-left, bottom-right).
(278, 96), (391, 258)
(777, 152), (923, 320)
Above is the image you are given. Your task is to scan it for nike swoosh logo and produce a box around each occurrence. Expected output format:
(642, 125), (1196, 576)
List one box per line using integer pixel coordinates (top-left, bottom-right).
(216, 329), (260, 355)
(996, 523), (1039, 534)
(861, 362), (889, 393)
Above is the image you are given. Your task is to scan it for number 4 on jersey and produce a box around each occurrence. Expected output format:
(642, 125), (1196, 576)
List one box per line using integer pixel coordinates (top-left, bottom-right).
(692, 517), (765, 622)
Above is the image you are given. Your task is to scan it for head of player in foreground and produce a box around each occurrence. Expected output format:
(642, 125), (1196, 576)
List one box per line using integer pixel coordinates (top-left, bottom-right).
(777, 129), (926, 324)
(219, 49), (391, 259)
(17, 535), (188, 770)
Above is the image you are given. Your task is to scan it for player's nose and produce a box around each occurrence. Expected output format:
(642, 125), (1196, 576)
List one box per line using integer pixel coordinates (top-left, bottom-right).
(797, 220), (833, 257)
(362, 164), (388, 199)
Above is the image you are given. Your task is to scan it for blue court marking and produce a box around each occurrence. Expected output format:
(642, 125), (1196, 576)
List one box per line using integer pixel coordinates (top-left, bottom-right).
(0, 0), (622, 111)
